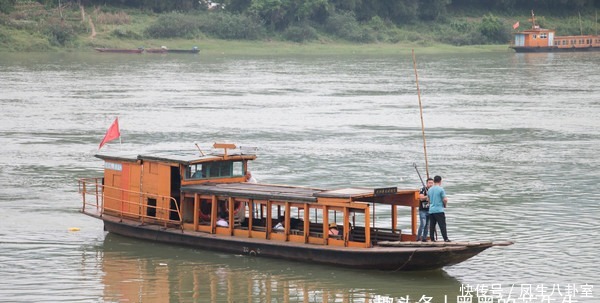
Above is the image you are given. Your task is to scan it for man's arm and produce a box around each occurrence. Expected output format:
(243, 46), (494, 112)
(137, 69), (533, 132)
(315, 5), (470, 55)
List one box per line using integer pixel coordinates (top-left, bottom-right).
(419, 187), (428, 201)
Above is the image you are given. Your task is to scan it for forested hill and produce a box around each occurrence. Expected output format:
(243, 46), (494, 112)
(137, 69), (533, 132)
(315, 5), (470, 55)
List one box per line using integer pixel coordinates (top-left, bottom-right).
(1, 0), (599, 51)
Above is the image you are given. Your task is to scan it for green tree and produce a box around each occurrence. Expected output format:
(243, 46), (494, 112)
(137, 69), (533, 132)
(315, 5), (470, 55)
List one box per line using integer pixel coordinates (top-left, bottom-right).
(0, 0), (16, 14)
(418, 0), (450, 21)
(328, 0), (362, 12)
(293, 0), (328, 22)
(380, 0), (418, 23)
(353, 0), (380, 21)
(248, 0), (286, 30)
(249, 0), (328, 30)
(479, 13), (510, 43)
(223, 0), (252, 13)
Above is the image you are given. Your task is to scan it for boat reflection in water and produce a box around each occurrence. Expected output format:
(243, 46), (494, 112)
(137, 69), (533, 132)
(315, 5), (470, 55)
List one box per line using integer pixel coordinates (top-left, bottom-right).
(100, 234), (465, 302)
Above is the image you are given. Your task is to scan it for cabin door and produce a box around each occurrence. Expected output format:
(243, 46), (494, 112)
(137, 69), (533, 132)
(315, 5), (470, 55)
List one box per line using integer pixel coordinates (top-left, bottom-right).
(169, 166), (182, 221)
(514, 34), (525, 46)
(548, 32), (554, 46)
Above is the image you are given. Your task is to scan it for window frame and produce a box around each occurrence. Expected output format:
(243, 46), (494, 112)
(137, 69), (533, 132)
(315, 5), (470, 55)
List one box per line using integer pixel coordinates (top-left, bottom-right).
(185, 160), (244, 180)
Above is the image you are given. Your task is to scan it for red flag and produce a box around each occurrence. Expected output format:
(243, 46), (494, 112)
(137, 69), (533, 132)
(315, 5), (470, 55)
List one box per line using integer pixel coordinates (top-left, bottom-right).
(99, 117), (120, 149)
(513, 21), (520, 30)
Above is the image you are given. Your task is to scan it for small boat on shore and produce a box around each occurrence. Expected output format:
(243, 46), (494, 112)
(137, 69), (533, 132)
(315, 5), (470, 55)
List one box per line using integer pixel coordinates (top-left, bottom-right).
(94, 47), (144, 54)
(78, 143), (512, 271)
(510, 11), (600, 53)
(146, 46), (200, 54)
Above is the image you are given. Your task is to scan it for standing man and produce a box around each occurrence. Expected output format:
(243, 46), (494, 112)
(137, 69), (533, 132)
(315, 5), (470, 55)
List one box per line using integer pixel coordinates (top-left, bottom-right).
(417, 177), (433, 242)
(428, 175), (450, 242)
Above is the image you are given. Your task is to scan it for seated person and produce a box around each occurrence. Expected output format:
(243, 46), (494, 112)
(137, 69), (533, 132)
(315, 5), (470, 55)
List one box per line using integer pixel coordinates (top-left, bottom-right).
(216, 213), (228, 227)
(273, 221), (284, 231)
(328, 223), (339, 236)
(192, 169), (204, 179)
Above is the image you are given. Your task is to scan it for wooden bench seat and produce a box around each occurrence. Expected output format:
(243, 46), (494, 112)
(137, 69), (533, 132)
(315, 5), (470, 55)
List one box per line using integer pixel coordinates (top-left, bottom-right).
(350, 227), (401, 243)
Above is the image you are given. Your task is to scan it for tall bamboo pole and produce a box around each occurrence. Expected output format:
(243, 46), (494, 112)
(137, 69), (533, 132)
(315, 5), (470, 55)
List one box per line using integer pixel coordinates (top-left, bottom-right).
(579, 12), (583, 35)
(412, 49), (429, 178)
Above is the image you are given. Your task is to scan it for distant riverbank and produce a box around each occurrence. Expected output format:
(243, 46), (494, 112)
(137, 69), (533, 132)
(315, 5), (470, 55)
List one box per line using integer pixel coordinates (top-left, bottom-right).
(0, 2), (591, 54)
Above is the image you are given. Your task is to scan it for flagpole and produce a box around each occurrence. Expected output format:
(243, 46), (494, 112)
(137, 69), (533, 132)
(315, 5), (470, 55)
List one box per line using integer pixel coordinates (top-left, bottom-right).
(119, 117), (122, 149)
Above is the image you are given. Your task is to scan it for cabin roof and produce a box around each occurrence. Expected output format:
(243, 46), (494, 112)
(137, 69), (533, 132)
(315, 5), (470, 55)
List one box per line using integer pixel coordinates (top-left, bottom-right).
(95, 150), (256, 165)
(181, 183), (409, 203)
(315, 187), (376, 199)
(182, 183), (323, 202)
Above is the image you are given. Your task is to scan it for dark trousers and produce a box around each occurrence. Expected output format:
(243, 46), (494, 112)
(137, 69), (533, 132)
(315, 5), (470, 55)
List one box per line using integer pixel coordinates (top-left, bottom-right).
(429, 212), (449, 241)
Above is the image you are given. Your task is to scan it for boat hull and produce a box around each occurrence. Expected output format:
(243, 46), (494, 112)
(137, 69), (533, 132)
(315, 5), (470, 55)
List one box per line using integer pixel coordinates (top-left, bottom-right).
(99, 214), (493, 271)
(145, 49), (168, 54)
(167, 49), (200, 54)
(145, 48), (200, 54)
(94, 48), (143, 54)
(511, 46), (600, 53)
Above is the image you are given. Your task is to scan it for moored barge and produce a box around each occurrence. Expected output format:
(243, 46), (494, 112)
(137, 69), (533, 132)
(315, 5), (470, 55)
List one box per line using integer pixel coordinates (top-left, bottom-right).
(78, 143), (512, 271)
(510, 11), (600, 52)
(145, 46), (200, 54)
(94, 47), (144, 54)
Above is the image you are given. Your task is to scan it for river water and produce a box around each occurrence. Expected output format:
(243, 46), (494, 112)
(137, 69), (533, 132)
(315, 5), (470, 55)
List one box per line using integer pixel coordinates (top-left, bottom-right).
(0, 50), (598, 302)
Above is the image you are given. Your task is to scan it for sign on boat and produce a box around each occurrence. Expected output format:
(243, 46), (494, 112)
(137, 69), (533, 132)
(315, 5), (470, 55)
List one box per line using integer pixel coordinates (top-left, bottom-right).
(78, 143), (513, 271)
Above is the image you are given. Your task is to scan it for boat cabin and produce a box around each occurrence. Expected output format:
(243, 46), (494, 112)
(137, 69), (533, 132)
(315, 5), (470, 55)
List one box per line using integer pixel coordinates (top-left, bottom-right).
(81, 143), (420, 249)
(510, 11), (600, 52)
(512, 27), (555, 48)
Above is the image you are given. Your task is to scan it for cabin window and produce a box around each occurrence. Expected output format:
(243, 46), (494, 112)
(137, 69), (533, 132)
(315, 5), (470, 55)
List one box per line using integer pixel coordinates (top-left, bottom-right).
(270, 202), (283, 225)
(288, 206), (305, 231)
(185, 161), (244, 180)
(540, 33), (547, 39)
(233, 161), (243, 176)
(208, 162), (229, 177)
(563, 40), (567, 45)
(187, 163), (205, 179)
(532, 34), (537, 39)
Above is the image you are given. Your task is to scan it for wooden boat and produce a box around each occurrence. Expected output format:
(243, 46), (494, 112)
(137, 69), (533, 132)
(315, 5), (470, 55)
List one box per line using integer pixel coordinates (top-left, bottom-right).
(78, 143), (513, 271)
(146, 46), (200, 54)
(145, 47), (168, 54)
(94, 47), (144, 54)
(510, 11), (600, 53)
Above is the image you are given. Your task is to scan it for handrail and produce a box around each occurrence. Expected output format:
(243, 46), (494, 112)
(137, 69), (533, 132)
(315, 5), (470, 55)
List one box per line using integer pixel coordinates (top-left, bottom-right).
(78, 177), (103, 215)
(78, 177), (182, 229)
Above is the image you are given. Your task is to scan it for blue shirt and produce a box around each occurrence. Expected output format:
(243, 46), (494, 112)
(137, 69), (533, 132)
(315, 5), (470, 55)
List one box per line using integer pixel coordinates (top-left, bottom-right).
(428, 185), (446, 214)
